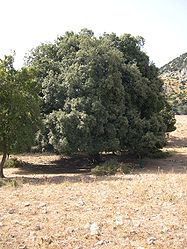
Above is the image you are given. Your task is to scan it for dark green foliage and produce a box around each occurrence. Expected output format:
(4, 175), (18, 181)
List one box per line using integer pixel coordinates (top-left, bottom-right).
(28, 29), (176, 157)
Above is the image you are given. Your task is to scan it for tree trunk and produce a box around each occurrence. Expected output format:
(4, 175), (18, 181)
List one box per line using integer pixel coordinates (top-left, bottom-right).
(0, 152), (6, 178)
(89, 153), (103, 164)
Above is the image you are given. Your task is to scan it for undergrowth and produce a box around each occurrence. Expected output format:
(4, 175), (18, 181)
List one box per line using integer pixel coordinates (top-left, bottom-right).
(91, 159), (132, 176)
(0, 178), (22, 188)
(4, 157), (31, 168)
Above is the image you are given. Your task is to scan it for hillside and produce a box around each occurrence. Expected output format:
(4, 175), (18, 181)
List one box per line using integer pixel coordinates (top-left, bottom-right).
(159, 53), (187, 114)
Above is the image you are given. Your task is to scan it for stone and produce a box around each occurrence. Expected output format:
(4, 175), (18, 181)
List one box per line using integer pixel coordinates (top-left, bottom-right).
(38, 203), (47, 208)
(147, 237), (156, 245)
(77, 200), (85, 206)
(24, 202), (30, 207)
(8, 208), (16, 214)
(41, 235), (53, 244)
(95, 240), (105, 246)
(90, 222), (100, 235)
(115, 217), (124, 226)
(19, 245), (27, 249)
(34, 224), (42, 231)
(84, 223), (90, 230)
(66, 227), (75, 233)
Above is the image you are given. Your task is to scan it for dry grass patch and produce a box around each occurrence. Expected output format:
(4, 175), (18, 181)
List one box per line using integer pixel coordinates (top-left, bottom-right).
(0, 173), (187, 249)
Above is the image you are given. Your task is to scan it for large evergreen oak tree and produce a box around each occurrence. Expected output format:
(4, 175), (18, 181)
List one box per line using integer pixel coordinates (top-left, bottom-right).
(28, 29), (176, 160)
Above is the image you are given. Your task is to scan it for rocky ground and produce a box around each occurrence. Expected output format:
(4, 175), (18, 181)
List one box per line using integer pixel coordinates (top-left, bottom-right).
(0, 115), (187, 249)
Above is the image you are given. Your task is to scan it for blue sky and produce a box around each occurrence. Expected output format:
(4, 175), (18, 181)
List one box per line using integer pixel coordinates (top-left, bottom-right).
(0, 0), (186, 68)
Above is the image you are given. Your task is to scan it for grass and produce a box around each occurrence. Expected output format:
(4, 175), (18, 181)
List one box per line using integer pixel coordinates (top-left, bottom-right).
(0, 178), (22, 188)
(0, 115), (187, 248)
(0, 173), (187, 249)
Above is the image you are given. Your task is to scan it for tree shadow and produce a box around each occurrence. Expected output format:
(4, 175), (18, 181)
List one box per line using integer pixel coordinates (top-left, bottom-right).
(6, 174), (135, 186)
(7, 152), (187, 186)
(4, 133), (187, 185)
(14, 154), (94, 175)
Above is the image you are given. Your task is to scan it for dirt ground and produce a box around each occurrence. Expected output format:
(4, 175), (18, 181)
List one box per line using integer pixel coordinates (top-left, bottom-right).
(0, 115), (187, 249)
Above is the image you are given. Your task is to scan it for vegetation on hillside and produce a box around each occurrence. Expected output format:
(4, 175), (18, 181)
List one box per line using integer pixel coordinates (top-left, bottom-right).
(159, 53), (187, 114)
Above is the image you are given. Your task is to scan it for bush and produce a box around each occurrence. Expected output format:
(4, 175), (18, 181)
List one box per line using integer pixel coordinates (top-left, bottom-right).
(0, 178), (21, 188)
(0, 179), (6, 187)
(91, 159), (132, 176)
(4, 157), (30, 168)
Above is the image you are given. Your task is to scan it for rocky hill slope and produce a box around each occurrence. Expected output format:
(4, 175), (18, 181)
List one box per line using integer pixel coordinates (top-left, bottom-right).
(159, 53), (187, 114)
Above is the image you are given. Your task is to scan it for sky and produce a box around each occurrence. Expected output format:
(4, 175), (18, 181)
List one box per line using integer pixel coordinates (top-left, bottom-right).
(0, 0), (187, 68)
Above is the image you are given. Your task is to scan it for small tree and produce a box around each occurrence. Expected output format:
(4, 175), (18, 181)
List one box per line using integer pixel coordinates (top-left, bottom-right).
(0, 55), (40, 178)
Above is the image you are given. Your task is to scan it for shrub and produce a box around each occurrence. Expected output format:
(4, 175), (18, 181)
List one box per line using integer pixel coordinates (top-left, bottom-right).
(0, 178), (21, 188)
(117, 162), (133, 174)
(4, 157), (30, 168)
(0, 179), (6, 187)
(91, 159), (132, 176)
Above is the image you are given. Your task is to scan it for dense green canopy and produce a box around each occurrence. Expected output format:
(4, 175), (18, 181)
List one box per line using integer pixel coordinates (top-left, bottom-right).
(28, 29), (175, 158)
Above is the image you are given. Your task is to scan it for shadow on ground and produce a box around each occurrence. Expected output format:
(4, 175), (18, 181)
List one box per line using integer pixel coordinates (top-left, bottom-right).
(5, 174), (135, 186)
(3, 133), (187, 184)
(14, 154), (94, 175)
(9, 148), (187, 178)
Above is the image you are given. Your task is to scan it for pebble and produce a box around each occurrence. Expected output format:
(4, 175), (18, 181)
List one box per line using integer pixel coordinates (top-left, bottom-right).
(41, 235), (53, 244)
(77, 200), (85, 206)
(95, 240), (105, 246)
(29, 231), (36, 236)
(8, 208), (16, 214)
(147, 237), (156, 245)
(29, 231), (37, 241)
(34, 224), (42, 231)
(90, 222), (100, 235)
(38, 203), (47, 208)
(24, 202), (30, 207)
(132, 220), (141, 227)
(19, 245), (27, 249)
(115, 217), (124, 226)
(66, 227), (75, 233)
(84, 223), (90, 230)
(41, 207), (48, 214)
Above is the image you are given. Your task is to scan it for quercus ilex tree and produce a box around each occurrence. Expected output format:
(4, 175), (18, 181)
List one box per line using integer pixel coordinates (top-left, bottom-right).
(28, 29), (175, 161)
(0, 55), (40, 178)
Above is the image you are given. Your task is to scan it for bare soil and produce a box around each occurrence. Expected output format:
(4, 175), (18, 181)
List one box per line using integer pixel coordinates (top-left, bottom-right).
(0, 115), (187, 249)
